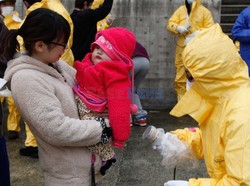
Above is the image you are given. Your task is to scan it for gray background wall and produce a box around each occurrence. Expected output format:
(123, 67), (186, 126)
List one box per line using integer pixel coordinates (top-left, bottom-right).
(15, 0), (221, 109)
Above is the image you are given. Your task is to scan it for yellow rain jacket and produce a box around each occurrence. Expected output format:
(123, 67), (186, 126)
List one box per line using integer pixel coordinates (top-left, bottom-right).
(167, 0), (214, 101)
(26, 0), (74, 66)
(92, 0), (111, 30)
(4, 11), (22, 29)
(170, 24), (250, 185)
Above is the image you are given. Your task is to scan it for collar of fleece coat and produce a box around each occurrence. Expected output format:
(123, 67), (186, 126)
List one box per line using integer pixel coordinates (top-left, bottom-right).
(170, 24), (249, 123)
(4, 55), (75, 90)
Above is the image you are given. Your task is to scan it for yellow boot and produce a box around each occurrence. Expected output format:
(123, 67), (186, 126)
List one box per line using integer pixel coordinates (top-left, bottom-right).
(7, 97), (21, 139)
(19, 123), (38, 158)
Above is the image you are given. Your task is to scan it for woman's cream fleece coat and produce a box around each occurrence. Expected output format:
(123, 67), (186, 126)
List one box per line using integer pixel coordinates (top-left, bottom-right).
(4, 55), (103, 186)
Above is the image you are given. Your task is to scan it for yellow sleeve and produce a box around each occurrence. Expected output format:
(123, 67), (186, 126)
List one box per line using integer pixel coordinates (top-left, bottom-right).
(189, 177), (241, 186)
(167, 7), (183, 34)
(202, 7), (214, 29)
(189, 111), (250, 185)
(97, 14), (111, 31)
(91, 0), (104, 9)
(25, 2), (43, 15)
(171, 127), (203, 160)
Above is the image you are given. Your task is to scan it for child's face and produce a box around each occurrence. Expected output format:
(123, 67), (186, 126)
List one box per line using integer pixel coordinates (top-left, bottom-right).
(91, 45), (112, 65)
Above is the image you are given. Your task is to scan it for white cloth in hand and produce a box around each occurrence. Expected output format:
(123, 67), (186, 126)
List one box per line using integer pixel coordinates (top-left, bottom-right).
(152, 128), (165, 150)
(0, 88), (12, 97)
(157, 132), (198, 169)
(164, 180), (189, 186)
(177, 26), (189, 35)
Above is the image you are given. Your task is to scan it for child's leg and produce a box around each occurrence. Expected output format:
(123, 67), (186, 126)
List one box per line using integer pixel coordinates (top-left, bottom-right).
(88, 141), (116, 175)
(75, 95), (116, 174)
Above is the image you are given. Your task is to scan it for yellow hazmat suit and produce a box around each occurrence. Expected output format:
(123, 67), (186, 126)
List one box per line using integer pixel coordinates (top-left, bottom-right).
(4, 11), (22, 29)
(170, 24), (250, 185)
(4, 11), (37, 147)
(26, 0), (74, 66)
(167, 0), (214, 101)
(91, 0), (112, 30)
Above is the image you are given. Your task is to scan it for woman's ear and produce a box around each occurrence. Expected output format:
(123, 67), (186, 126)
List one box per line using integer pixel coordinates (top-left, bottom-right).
(34, 41), (45, 53)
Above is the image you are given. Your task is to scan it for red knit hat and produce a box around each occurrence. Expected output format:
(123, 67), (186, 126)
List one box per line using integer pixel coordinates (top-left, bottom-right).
(91, 27), (136, 66)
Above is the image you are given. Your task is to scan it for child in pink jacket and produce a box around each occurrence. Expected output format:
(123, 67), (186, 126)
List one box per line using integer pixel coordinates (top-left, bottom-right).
(73, 27), (137, 175)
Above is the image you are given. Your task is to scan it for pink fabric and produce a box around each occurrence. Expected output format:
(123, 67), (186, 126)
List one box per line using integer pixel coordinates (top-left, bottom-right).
(74, 27), (136, 148)
(94, 27), (136, 65)
(74, 54), (133, 148)
(91, 36), (123, 62)
(73, 84), (107, 112)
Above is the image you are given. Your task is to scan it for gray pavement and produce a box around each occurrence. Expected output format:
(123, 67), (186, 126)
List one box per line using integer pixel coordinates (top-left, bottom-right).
(3, 107), (209, 186)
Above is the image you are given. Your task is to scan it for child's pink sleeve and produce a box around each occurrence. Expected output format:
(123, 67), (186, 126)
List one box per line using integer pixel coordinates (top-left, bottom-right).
(106, 78), (131, 149)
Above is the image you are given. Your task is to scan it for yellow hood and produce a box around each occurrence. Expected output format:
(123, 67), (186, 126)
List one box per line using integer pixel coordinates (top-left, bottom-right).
(185, 0), (201, 9)
(193, 0), (201, 8)
(170, 24), (248, 122)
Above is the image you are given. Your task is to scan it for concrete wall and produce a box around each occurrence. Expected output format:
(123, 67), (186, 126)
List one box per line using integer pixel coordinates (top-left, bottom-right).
(15, 0), (221, 109)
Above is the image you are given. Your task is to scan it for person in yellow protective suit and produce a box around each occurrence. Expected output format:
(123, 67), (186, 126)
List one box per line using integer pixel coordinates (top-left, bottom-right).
(167, 0), (214, 101)
(165, 24), (250, 186)
(23, 0), (74, 67)
(91, 0), (113, 31)
(0, 0), (38, 158)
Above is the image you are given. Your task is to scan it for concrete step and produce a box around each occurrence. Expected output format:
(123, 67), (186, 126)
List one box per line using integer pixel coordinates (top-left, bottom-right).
(220, 14), (238, 24)
(221, 5), (247, 14)
(222, 0), (250, 5)
(221, 23), (234, 33)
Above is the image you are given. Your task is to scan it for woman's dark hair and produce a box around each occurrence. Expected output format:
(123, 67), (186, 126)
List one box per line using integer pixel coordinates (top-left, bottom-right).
(2, 8), (70, 60)
(75, 0), (93, 9)
(185, 0), (192, 15)
(23, 0), (41, 7)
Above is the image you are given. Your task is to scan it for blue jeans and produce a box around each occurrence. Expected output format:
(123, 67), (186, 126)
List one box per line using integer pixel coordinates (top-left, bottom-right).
(132, 56), (150, 117)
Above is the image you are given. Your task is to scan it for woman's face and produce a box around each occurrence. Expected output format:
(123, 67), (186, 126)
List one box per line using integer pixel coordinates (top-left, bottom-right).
(91, 45), (112, 65)
(45, 40), (67, 63)
(33, 39), (67, 64)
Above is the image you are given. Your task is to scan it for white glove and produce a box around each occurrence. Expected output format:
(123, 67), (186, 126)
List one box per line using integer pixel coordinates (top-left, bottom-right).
(177, 26), (189, 35)
(164, 180), (189, 186)
(0, 78), (7, 90)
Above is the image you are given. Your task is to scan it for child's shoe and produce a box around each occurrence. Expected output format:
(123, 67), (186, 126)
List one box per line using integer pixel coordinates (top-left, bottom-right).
(100, 157), (116, 175)
(133, 114), (147, 127)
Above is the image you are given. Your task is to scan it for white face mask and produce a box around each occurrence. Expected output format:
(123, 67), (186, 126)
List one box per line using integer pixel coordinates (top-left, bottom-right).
(187, 0), (194, 5)
(1, 6), (14, 17)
